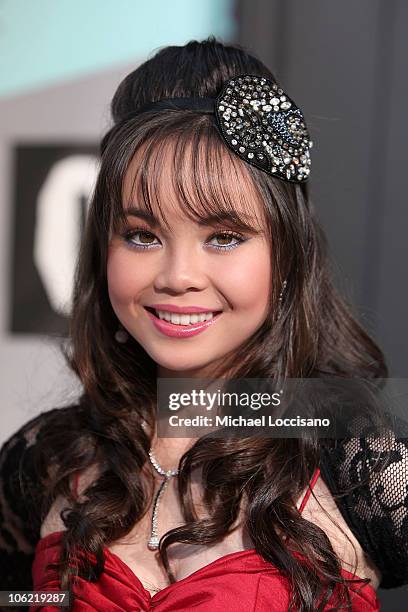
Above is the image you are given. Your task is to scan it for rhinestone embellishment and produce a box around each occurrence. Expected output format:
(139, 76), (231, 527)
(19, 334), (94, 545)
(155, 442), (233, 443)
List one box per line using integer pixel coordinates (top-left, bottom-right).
(147, 451), (179, 550)
(216, 74), (312, 183)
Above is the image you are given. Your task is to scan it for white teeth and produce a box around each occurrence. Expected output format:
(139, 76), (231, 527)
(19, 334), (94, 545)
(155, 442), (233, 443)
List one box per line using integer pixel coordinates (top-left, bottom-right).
(156, 310), (215, 325)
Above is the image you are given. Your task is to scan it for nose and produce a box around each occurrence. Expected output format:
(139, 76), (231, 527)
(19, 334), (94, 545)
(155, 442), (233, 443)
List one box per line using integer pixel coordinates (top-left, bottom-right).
(153, 246), (208, 294)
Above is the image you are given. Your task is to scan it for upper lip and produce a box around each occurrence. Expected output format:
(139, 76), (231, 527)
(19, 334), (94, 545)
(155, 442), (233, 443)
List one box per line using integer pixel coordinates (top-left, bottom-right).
(147, 304), (221, 314)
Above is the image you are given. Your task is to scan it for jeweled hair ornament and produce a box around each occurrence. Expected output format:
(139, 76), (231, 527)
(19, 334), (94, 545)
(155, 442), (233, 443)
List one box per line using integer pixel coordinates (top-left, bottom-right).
(125, 74), (313, 183)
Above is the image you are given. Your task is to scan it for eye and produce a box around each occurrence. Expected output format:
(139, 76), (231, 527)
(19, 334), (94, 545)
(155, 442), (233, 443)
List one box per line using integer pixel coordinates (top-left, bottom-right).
(207, 231), (246, 251)
(121, 228), (247, 251)
(122, 228), (161, 249)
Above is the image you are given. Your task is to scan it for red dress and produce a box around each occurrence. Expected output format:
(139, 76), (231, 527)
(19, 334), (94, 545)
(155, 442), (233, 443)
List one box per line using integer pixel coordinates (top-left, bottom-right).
(31, 468), (380, 611)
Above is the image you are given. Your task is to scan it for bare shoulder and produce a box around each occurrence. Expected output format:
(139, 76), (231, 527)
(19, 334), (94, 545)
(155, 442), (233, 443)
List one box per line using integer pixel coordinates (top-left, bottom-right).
(40, 464), (101, 538)
(299, 474), (381, 589)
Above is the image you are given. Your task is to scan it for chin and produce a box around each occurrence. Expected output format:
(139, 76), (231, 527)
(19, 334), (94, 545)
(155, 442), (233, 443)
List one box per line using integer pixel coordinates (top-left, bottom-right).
(157, 361), (209, 375)
(151, 353), (219, 377)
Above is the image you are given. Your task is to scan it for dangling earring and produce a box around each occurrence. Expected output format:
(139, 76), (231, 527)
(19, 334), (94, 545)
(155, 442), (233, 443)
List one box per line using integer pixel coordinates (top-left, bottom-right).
(277, 280), (287, 320)
(114, 325), (129, 343)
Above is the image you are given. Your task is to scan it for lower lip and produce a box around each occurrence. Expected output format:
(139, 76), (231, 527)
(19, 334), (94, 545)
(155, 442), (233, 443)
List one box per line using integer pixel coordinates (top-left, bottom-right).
(145, 309), (222, 338)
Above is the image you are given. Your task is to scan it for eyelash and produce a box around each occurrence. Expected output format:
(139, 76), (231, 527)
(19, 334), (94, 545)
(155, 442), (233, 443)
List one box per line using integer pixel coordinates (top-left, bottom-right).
(121, 227), (247, 252)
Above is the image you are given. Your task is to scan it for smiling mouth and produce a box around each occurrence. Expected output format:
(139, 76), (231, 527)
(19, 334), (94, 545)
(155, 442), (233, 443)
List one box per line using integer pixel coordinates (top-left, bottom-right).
(144, 307), (222, 326)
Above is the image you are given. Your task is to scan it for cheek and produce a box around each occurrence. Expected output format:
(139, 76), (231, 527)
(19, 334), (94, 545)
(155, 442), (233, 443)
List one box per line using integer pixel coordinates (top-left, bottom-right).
(220, 247), (271, 312)
(107, 252), (128, 307)
(107, 249), (145, 307)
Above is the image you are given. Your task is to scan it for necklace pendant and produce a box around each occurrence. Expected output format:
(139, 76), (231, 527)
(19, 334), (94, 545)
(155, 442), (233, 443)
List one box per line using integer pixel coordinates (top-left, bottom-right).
(147, 451), (179, 551)
(147, 536), (160, 550)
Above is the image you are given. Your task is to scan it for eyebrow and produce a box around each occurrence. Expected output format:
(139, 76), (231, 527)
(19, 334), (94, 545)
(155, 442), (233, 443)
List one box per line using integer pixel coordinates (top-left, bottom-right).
(124, 206), (261, 232)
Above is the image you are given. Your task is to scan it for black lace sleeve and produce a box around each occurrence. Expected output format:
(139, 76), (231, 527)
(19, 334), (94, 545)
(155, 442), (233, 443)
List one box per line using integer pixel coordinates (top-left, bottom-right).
(320, 417), (408, 589)
(0, 408), (64, 594)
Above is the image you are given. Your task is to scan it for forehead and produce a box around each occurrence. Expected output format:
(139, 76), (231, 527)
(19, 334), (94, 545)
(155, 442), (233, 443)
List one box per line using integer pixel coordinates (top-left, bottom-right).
(121, 132), (267, 230)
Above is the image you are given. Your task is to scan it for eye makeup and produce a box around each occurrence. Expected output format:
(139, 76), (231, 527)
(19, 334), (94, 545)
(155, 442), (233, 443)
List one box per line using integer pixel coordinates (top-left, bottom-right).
(120, 226), (248, 252)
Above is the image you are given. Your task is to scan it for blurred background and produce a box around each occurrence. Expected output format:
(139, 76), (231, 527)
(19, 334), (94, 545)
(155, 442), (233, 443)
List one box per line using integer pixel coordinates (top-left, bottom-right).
(0, 1), (407, 606)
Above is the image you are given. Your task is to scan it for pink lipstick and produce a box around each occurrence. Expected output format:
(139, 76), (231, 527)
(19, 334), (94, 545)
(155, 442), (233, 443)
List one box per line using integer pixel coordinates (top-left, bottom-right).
(144, 307), (222, 338)
(149, 304), (216, 314)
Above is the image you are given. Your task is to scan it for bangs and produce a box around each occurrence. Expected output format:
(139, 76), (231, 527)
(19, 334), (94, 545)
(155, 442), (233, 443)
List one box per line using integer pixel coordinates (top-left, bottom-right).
(112, 119), (268, 235)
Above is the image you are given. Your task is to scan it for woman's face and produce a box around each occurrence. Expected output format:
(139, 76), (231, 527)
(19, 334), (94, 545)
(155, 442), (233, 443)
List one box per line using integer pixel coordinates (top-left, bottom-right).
(107, 142), (272, 378)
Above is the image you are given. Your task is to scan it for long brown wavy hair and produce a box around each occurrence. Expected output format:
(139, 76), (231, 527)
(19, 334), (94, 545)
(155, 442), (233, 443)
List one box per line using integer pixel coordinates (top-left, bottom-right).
(33, 38), (387, 611)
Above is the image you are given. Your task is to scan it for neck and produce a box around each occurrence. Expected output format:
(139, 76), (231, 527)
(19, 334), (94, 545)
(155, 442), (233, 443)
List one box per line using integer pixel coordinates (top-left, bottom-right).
(151, 436), (195, 470)
(153, 363), (233, 466)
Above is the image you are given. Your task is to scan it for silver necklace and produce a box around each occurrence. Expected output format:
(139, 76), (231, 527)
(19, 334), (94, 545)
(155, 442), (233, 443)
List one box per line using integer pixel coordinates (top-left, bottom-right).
(147, 450), (179, 550)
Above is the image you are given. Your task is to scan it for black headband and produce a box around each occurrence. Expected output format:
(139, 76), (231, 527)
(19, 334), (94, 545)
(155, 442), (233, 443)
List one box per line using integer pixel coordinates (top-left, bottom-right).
(136, 97), (215, 114)
(125, 75), (313, 183)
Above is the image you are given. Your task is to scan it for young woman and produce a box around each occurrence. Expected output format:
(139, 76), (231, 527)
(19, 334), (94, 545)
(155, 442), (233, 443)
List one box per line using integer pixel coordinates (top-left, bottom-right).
(1, 38), (407, 611)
